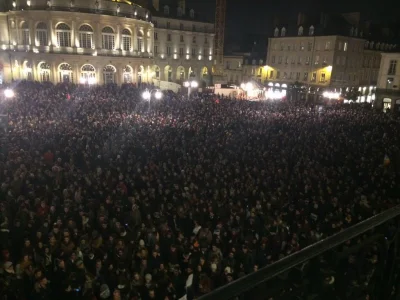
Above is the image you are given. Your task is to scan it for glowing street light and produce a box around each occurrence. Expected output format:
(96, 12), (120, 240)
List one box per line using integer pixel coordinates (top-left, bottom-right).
(183, 80), (198, 98)
(4, 89), (15, 98)
(142, 89), (163, 110)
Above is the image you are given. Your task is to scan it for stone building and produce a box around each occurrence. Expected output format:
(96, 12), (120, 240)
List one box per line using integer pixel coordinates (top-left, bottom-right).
(0, 0), (214, 87)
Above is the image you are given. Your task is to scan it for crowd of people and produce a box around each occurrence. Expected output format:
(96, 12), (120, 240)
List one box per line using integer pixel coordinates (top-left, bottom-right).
(0, 81), (399, 300)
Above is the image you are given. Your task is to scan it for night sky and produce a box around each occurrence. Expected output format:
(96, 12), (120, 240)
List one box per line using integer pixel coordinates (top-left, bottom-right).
(186, 0), (398, 52)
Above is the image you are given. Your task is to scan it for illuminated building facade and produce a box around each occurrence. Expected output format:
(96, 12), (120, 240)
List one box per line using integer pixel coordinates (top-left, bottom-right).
(0, 0), (214, 87)
(376, 52), (400, 113)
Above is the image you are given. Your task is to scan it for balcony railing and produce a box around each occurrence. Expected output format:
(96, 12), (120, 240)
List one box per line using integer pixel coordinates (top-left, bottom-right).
(10, 5), (150, 22)
(198, 206), (400, 300)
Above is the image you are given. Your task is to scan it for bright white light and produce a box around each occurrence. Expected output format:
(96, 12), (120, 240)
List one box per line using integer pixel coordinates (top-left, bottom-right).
(268, 82), (273, 86)
(323, 92), (340, 99)
(266, 90), (284, 100)
(80, 78), (86, 84)
(27, 0), (31, 6)
(240, 83), (245, 89)
(12, 1), (16, 8)
(142, 91), (151, 100)
(191, 81), (198, 88)
(281, 84), (287, 88)
(4, 89), (15, 98)
(245, 82), (253, 91)
(88, 77), (96, 85)
(198, 55), (202, 60)
(183, 81), (190, 88)
(155, 91), (162, 99)
(274, 83), (280, 87)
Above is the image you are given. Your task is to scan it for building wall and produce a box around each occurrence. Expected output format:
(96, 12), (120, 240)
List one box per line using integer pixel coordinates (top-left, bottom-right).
(376, 52), (400, 112)
(152, 16), (214, 86)
(266, 35), (368, 89)
(0, 0), (214, 87)
(223, 55), (243, 84)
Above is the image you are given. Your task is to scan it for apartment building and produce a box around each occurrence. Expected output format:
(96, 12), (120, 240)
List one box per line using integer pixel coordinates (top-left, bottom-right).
(376, 53), (400, 112)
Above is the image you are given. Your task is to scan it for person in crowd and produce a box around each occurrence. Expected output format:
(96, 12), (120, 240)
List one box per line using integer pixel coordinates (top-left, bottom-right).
(0, 81), (399, 300)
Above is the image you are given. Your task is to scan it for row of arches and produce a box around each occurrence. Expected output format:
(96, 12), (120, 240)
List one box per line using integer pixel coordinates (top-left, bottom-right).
(34, 62), (210, 85)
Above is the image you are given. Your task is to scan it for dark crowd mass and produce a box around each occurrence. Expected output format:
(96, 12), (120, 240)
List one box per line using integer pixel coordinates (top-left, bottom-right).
(0, 81), (399, 300)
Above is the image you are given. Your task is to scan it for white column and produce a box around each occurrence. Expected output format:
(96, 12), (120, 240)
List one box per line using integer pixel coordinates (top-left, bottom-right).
(133, 25), (137, 53)
(96, 22), (102, 50)
(116, 25), (120, 50)
(29, 19), (35, 47)
(148, 28), (153, 55)
(71, 20), (76, 48)
(48, 19), (54, 47)
(143, 28), (148, 53)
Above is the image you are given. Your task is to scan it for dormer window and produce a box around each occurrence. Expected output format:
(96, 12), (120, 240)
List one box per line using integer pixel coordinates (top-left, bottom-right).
(274, 27), (279, 37)
(164, 5), (169, 15)
(281, 27), (286, 37)
(190, 9), (195, 18)
(354, 28), (358, 36)
(177, 7), (183, 17)
(309, 25), (314, 36)
(298, 26), (303, 36)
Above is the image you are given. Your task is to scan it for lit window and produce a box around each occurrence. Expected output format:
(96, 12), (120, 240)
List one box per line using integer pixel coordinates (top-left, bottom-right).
(137, 38), (143, 52)
(343, 42), (348, 51)
(36, 22), (48, 46)
(102, 26), (115, 50)
(281, 27), (286, 37)
(21, 22), (30, 45)
(154, 32), (158, 40)
(103, 65), (116, 84)
(56, 23), (71, 47)
(388, 60), (397, 75)
(79, 24), (93, 49)
(320, 73), (326, 82)
(121, 29), (131, 51)
(39, 62), (50, 82)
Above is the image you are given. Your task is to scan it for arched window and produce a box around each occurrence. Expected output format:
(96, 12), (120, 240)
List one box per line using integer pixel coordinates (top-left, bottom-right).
(38, 62), (50, 82)
(121, 29), (131, 51)
(309, 25), (314, 36)
(102, 26), (115, 50)
(281, 27), (286, 37)
(274, 27), (279, 37)
(56, 23), (71, 47)
(177, 7), (183, 17)
(298, 26), (303, 36)
(155, 66), (160, 79)
(21, 22), (30, 45)
(123, 65), (133, 83)
(58, 63), (73, 82)
(36, 22), (48, 46)
(190, 9), (195, 18)
(80, 64), (96, 84)
(103, 65), (116, 84)
(164, 5), (169, 15)
(79, 24), (93, 49)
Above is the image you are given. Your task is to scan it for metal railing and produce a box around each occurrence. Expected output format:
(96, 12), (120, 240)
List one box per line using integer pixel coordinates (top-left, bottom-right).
(198, 205), (400, 300)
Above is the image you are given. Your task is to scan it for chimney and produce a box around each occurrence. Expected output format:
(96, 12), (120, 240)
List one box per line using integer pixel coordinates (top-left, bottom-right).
(297, 12), (305, 26)
(178, 0), (185, 12)
(152, 0), (159, 11)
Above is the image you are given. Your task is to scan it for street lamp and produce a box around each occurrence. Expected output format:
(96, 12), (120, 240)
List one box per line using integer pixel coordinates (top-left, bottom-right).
(142, 89), (163, 110)
(183, 80), (198, 98)
(4, 89), (14, 98)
